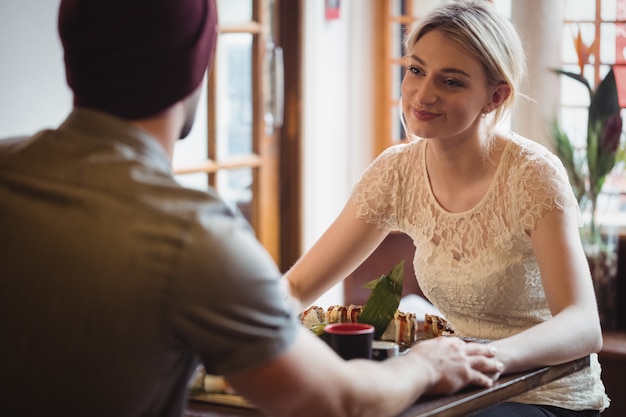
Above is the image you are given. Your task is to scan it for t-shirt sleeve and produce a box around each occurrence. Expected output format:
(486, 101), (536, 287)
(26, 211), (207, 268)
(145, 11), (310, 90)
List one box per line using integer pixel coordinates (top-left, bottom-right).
(169, 201), (298, 376)
(350, 144), (406, 232)
(513, 147), (581, 232)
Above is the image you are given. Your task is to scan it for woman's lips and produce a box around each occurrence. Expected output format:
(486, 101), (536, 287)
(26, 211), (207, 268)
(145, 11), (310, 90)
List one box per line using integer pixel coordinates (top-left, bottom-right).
(412, 108), (440, 121)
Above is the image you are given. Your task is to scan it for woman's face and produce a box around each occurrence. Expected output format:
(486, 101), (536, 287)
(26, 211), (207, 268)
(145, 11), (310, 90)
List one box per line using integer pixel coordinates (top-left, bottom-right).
(401, 29), (493, 140)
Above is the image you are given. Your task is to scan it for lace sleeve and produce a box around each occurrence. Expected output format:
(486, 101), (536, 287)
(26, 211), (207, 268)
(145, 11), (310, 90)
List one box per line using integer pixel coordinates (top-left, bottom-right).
(511, 145), (580, 232)
(350, 144), (410, 232)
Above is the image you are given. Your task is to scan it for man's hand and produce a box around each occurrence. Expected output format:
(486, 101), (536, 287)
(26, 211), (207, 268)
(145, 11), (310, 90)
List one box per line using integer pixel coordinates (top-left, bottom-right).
(409, 336), (503, 395)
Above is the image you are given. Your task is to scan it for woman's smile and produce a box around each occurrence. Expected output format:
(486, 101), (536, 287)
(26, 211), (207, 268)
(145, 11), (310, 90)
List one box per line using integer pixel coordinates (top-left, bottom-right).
(412, 108), (441, 121)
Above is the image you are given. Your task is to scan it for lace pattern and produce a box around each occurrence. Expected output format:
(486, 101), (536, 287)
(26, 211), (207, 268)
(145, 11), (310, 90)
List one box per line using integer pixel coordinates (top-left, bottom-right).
(351, 135), (609, 410)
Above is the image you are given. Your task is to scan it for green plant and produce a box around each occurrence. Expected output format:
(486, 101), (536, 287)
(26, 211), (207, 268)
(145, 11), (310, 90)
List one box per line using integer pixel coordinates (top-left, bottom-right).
(551, 29), (625, 238)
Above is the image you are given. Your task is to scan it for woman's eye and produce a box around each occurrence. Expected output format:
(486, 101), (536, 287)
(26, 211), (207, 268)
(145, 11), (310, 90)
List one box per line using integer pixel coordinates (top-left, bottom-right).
(407, 65), (422, 75)
(445, 79), (463, 88)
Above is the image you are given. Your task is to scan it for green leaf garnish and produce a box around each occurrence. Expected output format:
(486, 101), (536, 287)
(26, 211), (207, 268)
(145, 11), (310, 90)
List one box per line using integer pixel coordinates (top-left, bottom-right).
(358, 260), (404, 339)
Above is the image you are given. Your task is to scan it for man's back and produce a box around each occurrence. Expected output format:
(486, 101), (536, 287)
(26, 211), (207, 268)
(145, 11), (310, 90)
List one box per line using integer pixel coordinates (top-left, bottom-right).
(0, 109), (295, 416)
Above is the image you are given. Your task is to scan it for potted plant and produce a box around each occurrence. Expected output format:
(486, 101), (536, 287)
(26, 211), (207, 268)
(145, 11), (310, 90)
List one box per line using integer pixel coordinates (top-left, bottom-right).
(551, 28), (625, 329)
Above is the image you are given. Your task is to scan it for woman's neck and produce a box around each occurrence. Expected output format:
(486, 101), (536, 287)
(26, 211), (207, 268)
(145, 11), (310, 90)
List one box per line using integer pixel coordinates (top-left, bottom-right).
(424, 134), (506, 212)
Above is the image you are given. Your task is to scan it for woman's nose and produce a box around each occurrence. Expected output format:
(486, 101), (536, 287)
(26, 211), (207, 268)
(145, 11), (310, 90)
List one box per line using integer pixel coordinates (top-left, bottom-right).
(415, 78), (437, 105)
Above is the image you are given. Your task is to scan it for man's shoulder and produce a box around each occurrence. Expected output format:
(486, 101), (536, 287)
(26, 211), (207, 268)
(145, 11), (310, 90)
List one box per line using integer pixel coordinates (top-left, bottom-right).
(0, 135), (37, 157)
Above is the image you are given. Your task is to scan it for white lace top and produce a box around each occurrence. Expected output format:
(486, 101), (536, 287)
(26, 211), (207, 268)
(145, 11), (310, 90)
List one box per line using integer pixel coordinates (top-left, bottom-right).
(351, 135), (609, 411)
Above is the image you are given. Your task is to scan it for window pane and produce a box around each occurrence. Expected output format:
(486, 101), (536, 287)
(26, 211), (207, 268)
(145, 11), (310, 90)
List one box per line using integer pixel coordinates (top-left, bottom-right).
(175, 172), (209, 192)
(602, 0), (617, 20)
(600, 23), (617, 63)
(218, 168), (253, 222)
(563, 0), (596, 20)
(216, 33), (253, 159)
(560, 64), (592, 106)
(173, 77), (208, 169)
(217, 0), (253, 24)
(598, 64), (612, 81)
(392, 104), (404, 143)
(559, 107), (589, 148)
(491, 0), (511, 18)
(410, 0), (438, 15)
(392, 20), (404, 104)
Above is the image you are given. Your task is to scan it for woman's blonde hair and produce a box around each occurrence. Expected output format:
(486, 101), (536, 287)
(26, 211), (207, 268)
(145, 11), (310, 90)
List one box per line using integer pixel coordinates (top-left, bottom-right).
(404, 0), (527, 139)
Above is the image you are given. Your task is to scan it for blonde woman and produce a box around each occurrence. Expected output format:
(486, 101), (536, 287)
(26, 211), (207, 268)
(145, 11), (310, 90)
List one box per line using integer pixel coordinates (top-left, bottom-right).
(283, 1), (609, 415)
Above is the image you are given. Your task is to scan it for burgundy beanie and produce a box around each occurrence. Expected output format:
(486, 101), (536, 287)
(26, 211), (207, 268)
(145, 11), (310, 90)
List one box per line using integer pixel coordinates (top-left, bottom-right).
(58, 0), (218, 119)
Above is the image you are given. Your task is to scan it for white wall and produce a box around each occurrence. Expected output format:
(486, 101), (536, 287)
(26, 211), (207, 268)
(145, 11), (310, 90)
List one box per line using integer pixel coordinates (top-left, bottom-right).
(301, 0), (374, 307)
(0, 0), (71, 138)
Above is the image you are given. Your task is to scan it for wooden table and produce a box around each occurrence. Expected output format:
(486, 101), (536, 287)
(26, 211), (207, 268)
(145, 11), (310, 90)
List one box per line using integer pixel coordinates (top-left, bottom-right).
(184, 356), (589, 417)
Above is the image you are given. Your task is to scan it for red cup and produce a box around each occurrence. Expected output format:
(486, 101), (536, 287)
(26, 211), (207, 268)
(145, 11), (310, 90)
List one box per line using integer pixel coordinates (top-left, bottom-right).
(323, 323), (374, 360)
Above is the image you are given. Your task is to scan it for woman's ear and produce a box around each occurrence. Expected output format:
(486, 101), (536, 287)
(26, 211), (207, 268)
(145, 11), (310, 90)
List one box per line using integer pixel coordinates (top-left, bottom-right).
(485, 82), (511, 113)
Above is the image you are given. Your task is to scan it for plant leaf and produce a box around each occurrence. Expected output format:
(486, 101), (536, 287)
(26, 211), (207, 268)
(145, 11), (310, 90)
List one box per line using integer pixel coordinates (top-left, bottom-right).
(362, 276), (384, 290)
(589, 68), (620, 128)
(358, 260), (404, 339)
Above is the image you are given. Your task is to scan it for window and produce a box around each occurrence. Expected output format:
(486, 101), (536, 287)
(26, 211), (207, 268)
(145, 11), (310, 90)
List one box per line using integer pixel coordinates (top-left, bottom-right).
(172, 0), (285, 263)
(171, 0), (303, 270)
(371, 0), (420, 157)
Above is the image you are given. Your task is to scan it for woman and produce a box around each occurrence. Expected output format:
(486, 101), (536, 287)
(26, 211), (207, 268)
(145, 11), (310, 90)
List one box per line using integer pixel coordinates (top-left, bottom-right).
(282, 0), (609, 416)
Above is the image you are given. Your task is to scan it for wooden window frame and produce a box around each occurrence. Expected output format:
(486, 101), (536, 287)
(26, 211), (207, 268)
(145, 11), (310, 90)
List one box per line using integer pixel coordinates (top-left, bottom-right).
(372, 0), (418, 159)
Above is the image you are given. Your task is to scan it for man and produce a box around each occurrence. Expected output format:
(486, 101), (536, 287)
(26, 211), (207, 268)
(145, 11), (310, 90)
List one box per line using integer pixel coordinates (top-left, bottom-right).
(0, 1), (502, 416)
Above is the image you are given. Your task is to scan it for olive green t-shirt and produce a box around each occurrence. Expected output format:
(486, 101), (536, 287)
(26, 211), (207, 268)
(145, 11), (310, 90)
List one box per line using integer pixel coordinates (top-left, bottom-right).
(0, 108), (297, 417)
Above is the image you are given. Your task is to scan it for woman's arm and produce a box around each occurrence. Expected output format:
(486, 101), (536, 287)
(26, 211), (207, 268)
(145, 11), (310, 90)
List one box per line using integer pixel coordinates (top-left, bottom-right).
(282, 198), (388, 309)
(490, 205), (603, 373)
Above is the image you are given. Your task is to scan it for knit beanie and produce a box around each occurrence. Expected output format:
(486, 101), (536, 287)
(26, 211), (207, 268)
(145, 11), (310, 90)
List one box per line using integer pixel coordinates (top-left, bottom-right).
(58, 0), (218, 119)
